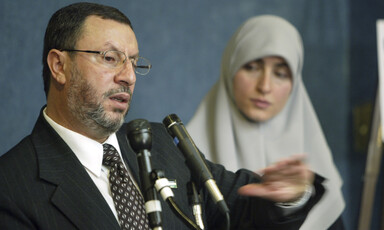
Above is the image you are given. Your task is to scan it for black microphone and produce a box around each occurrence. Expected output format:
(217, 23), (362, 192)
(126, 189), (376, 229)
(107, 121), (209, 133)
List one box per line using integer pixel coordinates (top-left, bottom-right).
(126, 119), (162, 230)
(163, 114), (229, 216)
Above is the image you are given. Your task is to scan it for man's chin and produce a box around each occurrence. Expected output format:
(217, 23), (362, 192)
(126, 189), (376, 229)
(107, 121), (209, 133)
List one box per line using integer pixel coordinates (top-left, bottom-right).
(109, 113), (126, 126)
(100, 119), (124, 134)
(112, 106), (129, 117)
(95, 111), (125, 132)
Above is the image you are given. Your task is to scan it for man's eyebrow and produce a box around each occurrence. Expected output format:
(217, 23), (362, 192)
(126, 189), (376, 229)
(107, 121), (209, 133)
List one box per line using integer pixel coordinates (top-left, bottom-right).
(102, 42), (139, 57)
(128, 53), (139, 59)
(103, 42), (119, 50)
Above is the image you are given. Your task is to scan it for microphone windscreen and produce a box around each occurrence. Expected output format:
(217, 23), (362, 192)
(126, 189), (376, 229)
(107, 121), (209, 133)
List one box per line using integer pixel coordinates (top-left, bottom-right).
(126, 119), (152, 152)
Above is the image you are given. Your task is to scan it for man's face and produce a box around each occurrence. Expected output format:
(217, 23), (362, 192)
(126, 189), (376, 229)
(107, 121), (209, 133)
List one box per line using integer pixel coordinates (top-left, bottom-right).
(64, 16), (138, 139)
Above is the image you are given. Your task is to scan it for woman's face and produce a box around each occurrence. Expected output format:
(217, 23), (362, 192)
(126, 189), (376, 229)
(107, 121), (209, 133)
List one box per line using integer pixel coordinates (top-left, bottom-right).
(233, 56), (293, 122)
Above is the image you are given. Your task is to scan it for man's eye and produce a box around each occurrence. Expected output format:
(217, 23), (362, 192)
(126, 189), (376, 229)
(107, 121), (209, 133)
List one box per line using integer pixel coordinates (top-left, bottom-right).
(104, 56), (117, 63)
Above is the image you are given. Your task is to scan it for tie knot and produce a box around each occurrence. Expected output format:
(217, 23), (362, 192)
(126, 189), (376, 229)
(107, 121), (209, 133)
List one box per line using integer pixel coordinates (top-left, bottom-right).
(103, 143), (123, 167)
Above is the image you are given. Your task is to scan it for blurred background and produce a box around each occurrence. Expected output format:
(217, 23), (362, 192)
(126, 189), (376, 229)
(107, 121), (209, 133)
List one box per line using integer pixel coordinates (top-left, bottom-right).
(1, 0), (383, 229)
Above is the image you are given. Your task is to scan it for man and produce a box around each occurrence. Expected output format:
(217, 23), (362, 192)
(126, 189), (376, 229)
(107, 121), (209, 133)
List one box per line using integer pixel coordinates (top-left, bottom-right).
(0, 2), (324, 229)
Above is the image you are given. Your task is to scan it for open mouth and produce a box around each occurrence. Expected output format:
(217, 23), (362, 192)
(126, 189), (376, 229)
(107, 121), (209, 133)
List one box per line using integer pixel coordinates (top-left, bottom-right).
(108, 93), (130, 110)
(110, 95), (128, 103)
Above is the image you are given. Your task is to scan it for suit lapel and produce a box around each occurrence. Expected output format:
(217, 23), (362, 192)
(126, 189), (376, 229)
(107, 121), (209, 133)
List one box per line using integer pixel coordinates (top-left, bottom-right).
(31, 111), (120, 229)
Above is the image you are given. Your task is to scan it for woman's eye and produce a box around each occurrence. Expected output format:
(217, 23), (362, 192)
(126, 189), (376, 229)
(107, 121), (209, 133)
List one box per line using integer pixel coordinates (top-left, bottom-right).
(276, 72), (287, 78)
(275, 69), (291, 79)
(243, 62), (261, 71)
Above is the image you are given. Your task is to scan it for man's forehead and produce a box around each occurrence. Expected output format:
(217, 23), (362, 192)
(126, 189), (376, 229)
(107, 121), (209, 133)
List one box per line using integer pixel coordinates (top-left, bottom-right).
(82, 15), (132, 32)
(78, 16), (138, 50)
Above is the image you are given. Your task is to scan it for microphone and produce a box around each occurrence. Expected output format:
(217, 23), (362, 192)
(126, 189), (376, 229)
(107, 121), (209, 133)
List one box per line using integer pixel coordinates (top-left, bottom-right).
(163, 114), (229, 216)
(126, 119), (162, 230)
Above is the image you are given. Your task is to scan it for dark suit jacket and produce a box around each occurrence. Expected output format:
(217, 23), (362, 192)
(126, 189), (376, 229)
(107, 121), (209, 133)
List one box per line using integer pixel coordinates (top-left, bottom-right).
(0, 109), (324, 229)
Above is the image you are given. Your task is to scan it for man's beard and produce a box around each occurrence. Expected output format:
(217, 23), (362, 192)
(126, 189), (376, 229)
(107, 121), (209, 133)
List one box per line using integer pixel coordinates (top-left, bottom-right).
(67, 66), (131, 137)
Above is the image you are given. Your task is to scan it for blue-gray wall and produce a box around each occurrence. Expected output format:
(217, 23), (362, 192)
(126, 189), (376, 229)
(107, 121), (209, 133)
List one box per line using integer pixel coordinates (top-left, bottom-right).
(0, 0), (382, 229)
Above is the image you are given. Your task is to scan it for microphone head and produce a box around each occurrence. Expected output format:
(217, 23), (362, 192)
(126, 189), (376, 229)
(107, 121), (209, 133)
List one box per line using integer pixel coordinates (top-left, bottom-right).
(163, 113), (182, 127)
(126, 119), (152, 152)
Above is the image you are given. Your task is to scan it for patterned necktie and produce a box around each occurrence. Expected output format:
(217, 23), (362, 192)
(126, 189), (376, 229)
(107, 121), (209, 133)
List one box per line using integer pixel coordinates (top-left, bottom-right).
(102, 143), (149, 230)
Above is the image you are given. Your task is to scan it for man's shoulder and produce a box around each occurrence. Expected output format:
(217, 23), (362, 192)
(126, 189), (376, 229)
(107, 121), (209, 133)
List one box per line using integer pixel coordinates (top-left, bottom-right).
(0, 136), (34, 163)
(0, 135), (37, 182)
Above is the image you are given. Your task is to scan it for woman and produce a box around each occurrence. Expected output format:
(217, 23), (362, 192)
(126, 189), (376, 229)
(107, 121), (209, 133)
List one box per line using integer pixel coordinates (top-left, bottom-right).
(187, 15), (345, 229)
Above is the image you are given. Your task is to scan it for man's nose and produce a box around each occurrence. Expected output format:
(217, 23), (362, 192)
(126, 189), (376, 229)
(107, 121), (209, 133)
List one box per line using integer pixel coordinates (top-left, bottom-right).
(114, 60), (136, 87)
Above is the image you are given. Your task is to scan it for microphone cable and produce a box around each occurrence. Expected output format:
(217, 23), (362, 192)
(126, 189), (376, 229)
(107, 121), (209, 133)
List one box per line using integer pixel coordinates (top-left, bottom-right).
(188, 182), (204, 230)
(152, 170), (202, 230)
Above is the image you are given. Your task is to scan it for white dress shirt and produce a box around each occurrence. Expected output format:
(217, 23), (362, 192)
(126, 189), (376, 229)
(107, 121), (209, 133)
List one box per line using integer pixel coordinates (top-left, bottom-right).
(43, 109), (127, 221)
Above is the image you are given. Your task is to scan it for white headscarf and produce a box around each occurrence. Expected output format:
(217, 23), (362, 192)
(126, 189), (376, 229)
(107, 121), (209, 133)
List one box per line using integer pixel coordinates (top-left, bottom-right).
(187, 15), (345, 230)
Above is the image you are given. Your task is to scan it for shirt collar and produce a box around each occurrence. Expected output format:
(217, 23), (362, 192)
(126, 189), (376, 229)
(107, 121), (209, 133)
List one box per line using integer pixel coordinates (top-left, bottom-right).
(43, 108), (121, 177)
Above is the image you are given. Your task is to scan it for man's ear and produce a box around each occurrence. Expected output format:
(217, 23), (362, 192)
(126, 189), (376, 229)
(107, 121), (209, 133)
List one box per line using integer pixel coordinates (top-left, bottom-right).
(47, 49), (68, 85)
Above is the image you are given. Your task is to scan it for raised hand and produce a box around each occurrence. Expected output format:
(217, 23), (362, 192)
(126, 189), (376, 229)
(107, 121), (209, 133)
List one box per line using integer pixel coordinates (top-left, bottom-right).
(238, 155), (314, 203)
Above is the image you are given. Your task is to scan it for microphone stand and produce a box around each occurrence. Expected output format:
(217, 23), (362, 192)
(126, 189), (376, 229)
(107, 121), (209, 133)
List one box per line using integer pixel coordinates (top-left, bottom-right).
(188, 182), (204, 230)
(127, 119), (203, 230)
(152, 170), (202, 230)
(137, 149), (163, 230)
(127, 119), (162, 229)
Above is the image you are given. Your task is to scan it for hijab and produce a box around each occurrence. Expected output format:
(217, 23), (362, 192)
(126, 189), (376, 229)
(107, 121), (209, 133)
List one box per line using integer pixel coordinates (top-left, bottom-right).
(186, 15), (345, 229)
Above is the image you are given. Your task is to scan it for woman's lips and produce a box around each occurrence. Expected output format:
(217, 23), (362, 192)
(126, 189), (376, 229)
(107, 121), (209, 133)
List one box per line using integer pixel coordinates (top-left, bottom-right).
(251, 98), (270, 109)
